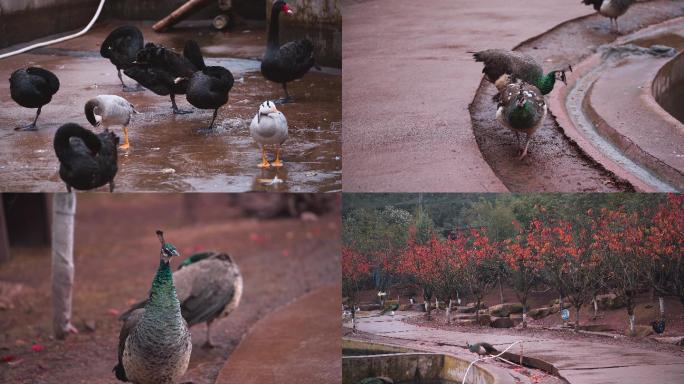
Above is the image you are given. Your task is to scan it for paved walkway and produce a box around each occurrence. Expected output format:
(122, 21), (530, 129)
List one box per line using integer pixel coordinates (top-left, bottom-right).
(216, 285), (341, 384)
(350, 313), (684, 384)
(342, 0), (592, 192)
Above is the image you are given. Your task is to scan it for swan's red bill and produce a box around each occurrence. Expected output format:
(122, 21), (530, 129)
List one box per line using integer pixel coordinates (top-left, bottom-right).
(283, 3), (293, 15)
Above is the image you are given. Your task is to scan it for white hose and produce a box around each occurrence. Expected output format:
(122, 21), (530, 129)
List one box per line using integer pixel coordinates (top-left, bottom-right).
(462, 340), (523, 384)
(0, 0), (107, 60)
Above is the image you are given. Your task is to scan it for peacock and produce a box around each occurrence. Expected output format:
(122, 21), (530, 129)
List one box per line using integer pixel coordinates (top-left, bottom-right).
(652, 319), (665, 334)
(467, 341), (497, 356)
(496, 80), (547, 159)
(114, 230), (192, 384)
(582, 0), (635, 33)
(471, 49), (571, 96)
(380, 303), (400, 316)
(120, 251), (243, 348)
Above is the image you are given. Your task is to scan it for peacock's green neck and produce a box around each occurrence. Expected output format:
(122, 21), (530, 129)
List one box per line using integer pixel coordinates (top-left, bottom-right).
(508, 102), (536, 129)
(536, 73), (556, 95)
(147, 260), (178, 308)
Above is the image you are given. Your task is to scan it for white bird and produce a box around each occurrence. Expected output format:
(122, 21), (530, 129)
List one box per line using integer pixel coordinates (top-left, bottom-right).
(84, 95), (137, 150)
(249, 101), (288, 168)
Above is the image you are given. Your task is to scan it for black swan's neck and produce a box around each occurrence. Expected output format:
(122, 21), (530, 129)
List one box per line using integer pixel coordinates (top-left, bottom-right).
(54, 124), (101, 157)
(267, 8), (282, 50)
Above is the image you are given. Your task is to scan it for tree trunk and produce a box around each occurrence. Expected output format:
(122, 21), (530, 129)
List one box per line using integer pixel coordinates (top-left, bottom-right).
(52, 193), (77, 340)
(351, 306), (356, 332)
(475, 297), (481, 323)
(574, 305), (581, 331)
(498, 277), (504, 304)
(446, 299), (452, 324)
(593, 295), (598, 318)
(522, 303), (527, 328)
(425, 300), (431, 320)
(659, 296), (665, 319)
(627, 297), (636, 335)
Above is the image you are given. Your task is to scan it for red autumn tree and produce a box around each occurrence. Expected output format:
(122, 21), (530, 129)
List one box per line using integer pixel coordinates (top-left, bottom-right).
(592, 207), (648, 335)
(503, 219), (545, 328)
(396, 230), (445, 319)
(450, 228), (500, 324)
(645, 194), (684, 314)
(342, 247), (371, 331)
(531, 210), (603, 330)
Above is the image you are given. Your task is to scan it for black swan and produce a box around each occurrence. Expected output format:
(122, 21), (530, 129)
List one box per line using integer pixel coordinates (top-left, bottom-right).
(180, 41), (235, 132)
(53, 123), (119, 192)
(124, 41), (202, 114)
(9, 67), (60, 131)
(261, 1), (319, 104)
(100, 25), (144, 92)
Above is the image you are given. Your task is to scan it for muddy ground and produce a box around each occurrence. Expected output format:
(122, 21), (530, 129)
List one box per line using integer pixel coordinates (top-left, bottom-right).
(470, 0), (684, 192)
(0, 20), (341, 192)
(0, 194), (341, 383)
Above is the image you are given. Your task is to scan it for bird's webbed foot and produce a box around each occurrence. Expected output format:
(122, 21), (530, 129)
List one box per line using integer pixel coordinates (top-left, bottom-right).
(14, 122), (37, 131)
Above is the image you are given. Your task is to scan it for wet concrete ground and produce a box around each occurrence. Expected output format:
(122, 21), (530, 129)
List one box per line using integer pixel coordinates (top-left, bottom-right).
(349, 313), (684, 384)
(471, 0), (684, 192)
(342, 0), (593, 192)
(0, 194), (341, 383)
(0, 21), (341, 192)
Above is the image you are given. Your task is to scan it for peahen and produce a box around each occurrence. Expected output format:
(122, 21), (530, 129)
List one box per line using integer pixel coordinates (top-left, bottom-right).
(496, 80), (547, 159)
(471, 49), (571, 96)
(9, 67), (60, 131)
(121, 250), (243, 348)
(114, 230), (192, 384)
(467, 341), (497, 356)
(582, 0), (635, 33)
(261, 1), (320, 104)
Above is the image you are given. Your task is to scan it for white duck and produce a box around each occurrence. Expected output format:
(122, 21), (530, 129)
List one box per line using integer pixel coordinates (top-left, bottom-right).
(84, 95), (137, 150)
(249, 101), (288, 168)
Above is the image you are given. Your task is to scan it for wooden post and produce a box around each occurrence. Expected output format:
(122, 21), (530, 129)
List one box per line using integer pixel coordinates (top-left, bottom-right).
(153, 0), (214, 32)
(0, 200), (9, 263)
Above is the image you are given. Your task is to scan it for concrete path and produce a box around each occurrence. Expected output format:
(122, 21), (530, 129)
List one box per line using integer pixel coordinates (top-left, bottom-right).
(342, 0), (592, 192)
(351, 313), (684, 384)
(215, 285), (341, 384)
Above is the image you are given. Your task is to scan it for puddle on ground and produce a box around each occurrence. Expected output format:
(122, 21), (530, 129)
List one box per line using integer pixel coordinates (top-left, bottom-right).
(630, 33), (684, 51)
(0, 23), (341, 192)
